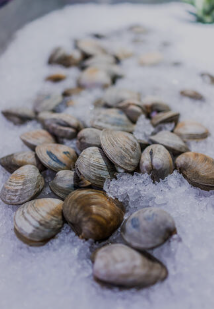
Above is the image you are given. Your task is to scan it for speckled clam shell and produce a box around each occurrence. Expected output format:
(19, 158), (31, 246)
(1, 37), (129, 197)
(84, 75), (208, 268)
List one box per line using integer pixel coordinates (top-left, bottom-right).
(174, 120), (209, 141)
(149, 131), (189, 154)
(140, 144), (173, 182)
(20, 129), (56, 150)
(75, 147), (116, 188)
(175, 152), (214, 191)
(91, 108), (135, 132)
(102, 87), (141, 108)
(49, 170), (76, 200)
(36, 144), (77, 172)
(48, 47), (83, 67)
(100, 129), (141, 172)
(151, 111), (180, 127)
(2, 107), (35, 125)
(0, 165), (44, 205)
(76, 128), (101, 152)
(34, 94), (63, 114)
(180, 89), (204, 100)
(76, 39), (107, 57)
(121, 208), (176, 250)
(139, 52), (163, 66)
(14, 198), (63, 246)
(0, 151), (44, 173)
(93, 244), (167, 288)
(63, 189), (124, 241)
(78, 67), (112, 89)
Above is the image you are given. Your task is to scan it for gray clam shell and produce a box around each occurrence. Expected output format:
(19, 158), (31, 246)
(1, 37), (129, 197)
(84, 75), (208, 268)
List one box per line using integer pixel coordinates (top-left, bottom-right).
(20, 129), (56, 150)
(2, 107), (35, 125)
(151, 111), (180, 127)
(34, 94), (63, 114)
(78, 67), (112, 89)
(49, 170), (76, 200)
(76, 39), (107, 57)
(174, 120), (209, 141)
(102, 87), (140, 108)
(76, 128), (101, 152)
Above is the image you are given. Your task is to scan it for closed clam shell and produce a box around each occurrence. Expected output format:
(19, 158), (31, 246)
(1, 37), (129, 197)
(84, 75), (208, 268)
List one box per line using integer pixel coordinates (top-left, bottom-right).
(142, 96), (170, 116)
(48, 47), (83, 67)
(140, 144), (173, 181)
(49, 170), (76, 199)
(150, 131), (189, 154)
(14, 198), (63, 246)
(100, 129), (141, 172)
(0, 151), (44, 173)
(75, 147), (116, 188)
(78, 67), (112, 89)
(175, 152), (214, 191)
(62, 87), (83, 97)
(102, 87), (140, 108)
(91, 108), (135, 132)
(1, 107), (35, 125)
(76, 39), (107, 56)
(46, 73), (66, 82)
(63, 189), (124, 240)
(76, 128), (101, 152)
(88, 63), (124, 80)
(93, 244), (167, 288)
(36, 144), (77, 172)
(118, 99), (146, 123)
(20, 129), (56, 150)
(151, 111), (180, 127)
(34, 94), (63, 114)
(0, 165), (44, 205)
(82, 54), (116, 68)
(180, 89), (204, 100)
(121, 208), (176, 250)
(139, 52), (163, 66)
(174, 120), (209, 141)
(113, 47), (133, 60)
(201, 72), (214, 85)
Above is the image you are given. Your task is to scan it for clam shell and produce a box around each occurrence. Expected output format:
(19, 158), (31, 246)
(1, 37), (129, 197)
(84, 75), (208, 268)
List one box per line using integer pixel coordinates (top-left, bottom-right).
(93, 244), (167, 288)
(48, 47), (83, 67)
(139, 52), (163, 66)
(63, 189), (124, 240)
(180, 89), (204, 100)
(88, 63), (124, 80)
(62, 87), (83, 97)
(20, 129), (56, 150)
(142, 96), (171, 116)
(121, 208), (176, 250)
(14, 198), (63, 246)
(76, 128), (101, 152)
(36, 144), (77, 172)
(140, 144), (173, 181)
(78, 67), (112, 89)
(75, 147), (116, 188)
(46, 73), (66, 82)
(2, 107), (35, 125)
(174, 120), (209, 141)
(151, 111), (180, 127)
(100, 129), (141, 172)
(113, 47), (133, 60)
(149, 131), (189, 154)
(129, 24), (148, 34)
(91, 108), (135, 132)
(0, 165), (44, 205)
(175, 152), (214, 191)
(118, 99), (145, 123)
(0, 151), (44, 173)
(201, 72), (214, 85)
(102, 87), (140, 108)
(82, 55), (116, 68)
(34, 94), (63, 114)
(49, 170), (76, 199)
(76, 39), (107, 57)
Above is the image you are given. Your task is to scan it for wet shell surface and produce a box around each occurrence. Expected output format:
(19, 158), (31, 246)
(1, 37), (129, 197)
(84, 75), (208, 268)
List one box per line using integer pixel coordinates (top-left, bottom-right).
(36, 144), (77, 172)
(102, 87), (141, 108)
(150, 131), (189, 154)
(49, 170), (76, 200)
(63, 189), (124, 240)
(20, 129), (56, 150)
(78, 67), (112, 88)
(140, 144), (173, 181)
(76, 128), (101, 152)
(93, 244), (167, 288)
(175, 152), (214, 191)
(0, 151), (44, 173)
(75, 147), (116, 188)
(0, 165), (44, 205)
(180, 89), (204, 100)
(121, 208), (176, 250)
(34, 94), (63, 114)
(139, 52), (163, 66)
(100, 129), (141, 172)
(76, 39), (107, 56)
(91, 108), (135, 132)
(151, 111), (180, 127)
(1, 107), (35, 125)
(14, 198), (63, 246)
(174, 120), (209, 141)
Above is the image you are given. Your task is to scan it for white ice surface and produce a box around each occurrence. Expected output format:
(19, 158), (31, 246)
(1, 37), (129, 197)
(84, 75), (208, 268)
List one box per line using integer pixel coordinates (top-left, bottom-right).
(0, 2), (214, 309)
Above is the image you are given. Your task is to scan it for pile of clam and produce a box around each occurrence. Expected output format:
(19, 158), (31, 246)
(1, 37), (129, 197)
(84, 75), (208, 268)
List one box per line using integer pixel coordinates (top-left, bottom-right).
(1, 25), (213, 289)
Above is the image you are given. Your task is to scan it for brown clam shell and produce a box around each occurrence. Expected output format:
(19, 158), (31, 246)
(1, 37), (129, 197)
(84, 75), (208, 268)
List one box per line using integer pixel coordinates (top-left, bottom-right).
(174, 120), (209, 141)
(151, 111), (180, 127)
(20, 129), (56, 150)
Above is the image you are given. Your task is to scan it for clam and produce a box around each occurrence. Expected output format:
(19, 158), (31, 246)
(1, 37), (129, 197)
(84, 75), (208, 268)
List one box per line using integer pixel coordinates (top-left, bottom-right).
(93, 244), (167, 288)
(82, 54), (116, 68)
(77, 67), (111, 89)
(140, 144), (173, 181)
(14, 198), (63, 246)
(91, 108), (135, 132)
(0, 151), (44, 173)
(76, 128), (101, 152)
(175, 152), (214, 191)
(76, 39), (107, 57)
(36, 144), (77, 172)
(49, 170), (76, 199)
(102, 87), (140, 108)
(2, 107), (35, 125)
(100, 129), (141, 172)
(142, 96), (170, 117)
(137, 138), (150, 150)
(174, 120), (209, 141)
(151, 111), (179, 127)
(75, 147), (116, 188)
(180, 89), (204, 100)
(20, 129), (56, 150)
(38, 112), (83, 139)
(88, 63), (124, 80)
(200, 72), (214, 85)
(121, 208), (176, 250)
(0, 165), (44, 205)
(118, 99), (146, 123)
(62, 87), (83, 97)
(150, 131), (189, 154)
(63, 189), (124, 240)
(139, 52), (163, 66)
(34, 94), (63, 114)
(46, 73), (66, 82)
(48, 47), (83, 67)
(113, 47), (133, 60)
